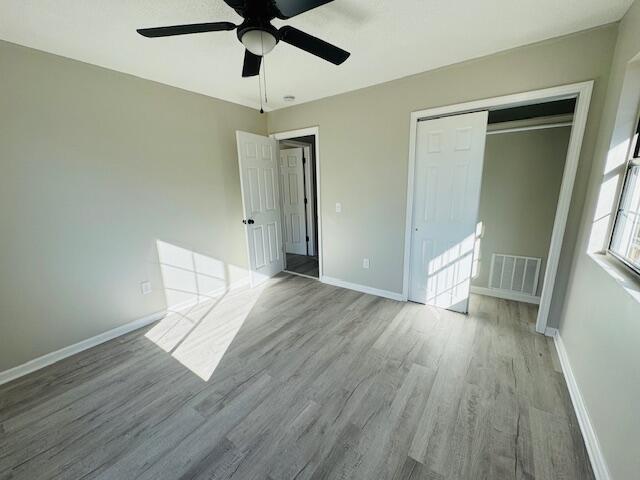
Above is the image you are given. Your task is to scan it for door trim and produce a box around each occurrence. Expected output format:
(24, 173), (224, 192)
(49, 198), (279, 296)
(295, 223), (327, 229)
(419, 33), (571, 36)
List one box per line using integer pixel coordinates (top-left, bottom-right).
(270, 127), (323, 279)
(402, 81), (594, 334)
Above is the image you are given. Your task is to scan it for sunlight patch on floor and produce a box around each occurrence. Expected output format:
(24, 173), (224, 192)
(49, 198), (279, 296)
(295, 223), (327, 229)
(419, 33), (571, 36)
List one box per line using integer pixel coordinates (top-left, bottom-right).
(145, 285), (264, 381)
(146, 239), (258, 381)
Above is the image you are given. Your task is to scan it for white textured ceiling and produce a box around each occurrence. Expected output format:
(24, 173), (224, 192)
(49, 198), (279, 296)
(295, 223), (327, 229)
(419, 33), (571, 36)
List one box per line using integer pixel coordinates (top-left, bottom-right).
(0, 0), (633, 111)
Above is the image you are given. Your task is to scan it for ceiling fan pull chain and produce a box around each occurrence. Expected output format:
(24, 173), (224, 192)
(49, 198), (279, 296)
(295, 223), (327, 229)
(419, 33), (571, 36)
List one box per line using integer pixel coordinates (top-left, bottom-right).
(256, 32), (265, 114)
(263, 57), (268, 104)
(261, 32), (268, 105)
(258, 65), (264, 114)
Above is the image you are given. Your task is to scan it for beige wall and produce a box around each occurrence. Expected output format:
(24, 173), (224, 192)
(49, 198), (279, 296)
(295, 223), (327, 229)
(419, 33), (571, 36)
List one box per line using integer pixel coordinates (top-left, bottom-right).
(0, 40), (266, 371)
(558, 0), (640, 478)
(267, 25), (617, 330)
(473, 127), (570, 296)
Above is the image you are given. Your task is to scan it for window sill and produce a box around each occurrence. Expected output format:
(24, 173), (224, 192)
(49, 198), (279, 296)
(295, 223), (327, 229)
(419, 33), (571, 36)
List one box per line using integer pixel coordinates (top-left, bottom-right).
(588, 251), (640, 304)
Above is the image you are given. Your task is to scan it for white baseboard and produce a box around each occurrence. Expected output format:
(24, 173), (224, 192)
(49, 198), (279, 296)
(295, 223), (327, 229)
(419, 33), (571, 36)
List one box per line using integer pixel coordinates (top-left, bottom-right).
(544, 326), (559, 338)
(0, 310), (165, 387)
(0, 277), (251, 387)
(321, 275), (406, 301)
(283, 270), (319, 281)
(552, 331), (611, 480)
(470, 286), (540, 305)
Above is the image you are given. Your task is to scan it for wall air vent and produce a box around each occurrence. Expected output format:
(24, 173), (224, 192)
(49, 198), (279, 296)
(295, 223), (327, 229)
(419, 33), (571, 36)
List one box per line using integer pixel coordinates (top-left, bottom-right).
(489, 253), (541, 297)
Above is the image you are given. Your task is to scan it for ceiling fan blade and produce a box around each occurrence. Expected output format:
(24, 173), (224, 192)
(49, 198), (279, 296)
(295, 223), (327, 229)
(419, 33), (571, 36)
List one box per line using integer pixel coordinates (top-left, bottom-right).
(137, 21), (236, 38)
(242, 49), (262, 77)
(272, 0), (334, 19)
(279, 26), (350, 65)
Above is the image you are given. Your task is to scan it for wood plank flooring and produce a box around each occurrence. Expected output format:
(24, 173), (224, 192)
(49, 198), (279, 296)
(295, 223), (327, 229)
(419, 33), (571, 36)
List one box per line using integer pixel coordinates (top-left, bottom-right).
(0, 273), (594, 479)
(285, 253), (319, 278)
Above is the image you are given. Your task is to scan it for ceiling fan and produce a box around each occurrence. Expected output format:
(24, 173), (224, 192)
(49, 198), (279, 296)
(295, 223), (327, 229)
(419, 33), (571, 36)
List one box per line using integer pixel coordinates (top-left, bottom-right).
(137, 0), (351, 78)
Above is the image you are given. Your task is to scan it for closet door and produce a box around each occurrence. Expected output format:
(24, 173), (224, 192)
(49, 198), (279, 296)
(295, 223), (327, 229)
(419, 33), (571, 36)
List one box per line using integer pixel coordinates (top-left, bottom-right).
(409, 111), (488, 313)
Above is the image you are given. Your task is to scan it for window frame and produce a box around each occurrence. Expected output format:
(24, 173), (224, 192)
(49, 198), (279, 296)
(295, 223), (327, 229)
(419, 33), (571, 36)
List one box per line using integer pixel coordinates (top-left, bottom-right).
(634, 114), (640, 159)
(608, 113), (640, 278)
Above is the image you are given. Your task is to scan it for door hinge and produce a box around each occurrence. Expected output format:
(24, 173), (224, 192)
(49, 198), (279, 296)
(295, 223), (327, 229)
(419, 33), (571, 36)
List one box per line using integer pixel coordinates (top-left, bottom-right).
(304, 198), (308, 204)
(302, 156), (306, 164)
(306, 236), (310, 242)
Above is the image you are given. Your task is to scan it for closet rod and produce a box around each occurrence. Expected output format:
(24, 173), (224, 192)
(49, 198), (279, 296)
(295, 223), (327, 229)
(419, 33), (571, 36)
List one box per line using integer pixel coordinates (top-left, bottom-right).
(487, 121), (573, 135)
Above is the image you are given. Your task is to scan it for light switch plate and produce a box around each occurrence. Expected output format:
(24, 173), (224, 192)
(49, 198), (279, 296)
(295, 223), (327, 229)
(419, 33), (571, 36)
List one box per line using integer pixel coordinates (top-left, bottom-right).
(363, 258), (370, 269)
(336, 202), (342, 213)
(140, 281), (152, 295)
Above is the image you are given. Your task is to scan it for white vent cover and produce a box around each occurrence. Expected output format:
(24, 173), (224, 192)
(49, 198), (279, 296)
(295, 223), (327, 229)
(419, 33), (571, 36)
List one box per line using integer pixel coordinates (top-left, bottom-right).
(489, 254), (541, 297)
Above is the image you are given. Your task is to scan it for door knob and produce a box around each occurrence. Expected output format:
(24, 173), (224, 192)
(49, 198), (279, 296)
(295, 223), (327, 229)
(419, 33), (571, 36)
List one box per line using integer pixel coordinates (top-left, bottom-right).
(242, 219), (255, 224)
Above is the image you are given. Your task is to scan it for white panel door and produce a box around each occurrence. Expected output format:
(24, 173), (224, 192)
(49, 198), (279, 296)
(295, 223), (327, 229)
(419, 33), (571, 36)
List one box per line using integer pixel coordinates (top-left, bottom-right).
(236, 131), (283, 286)
(409, 111), (488, 313)
(279, 147), (307, 255)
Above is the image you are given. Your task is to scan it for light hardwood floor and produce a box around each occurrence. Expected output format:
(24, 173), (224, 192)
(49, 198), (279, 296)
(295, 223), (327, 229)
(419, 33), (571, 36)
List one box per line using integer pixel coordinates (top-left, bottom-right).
(0, 273), (593, 479)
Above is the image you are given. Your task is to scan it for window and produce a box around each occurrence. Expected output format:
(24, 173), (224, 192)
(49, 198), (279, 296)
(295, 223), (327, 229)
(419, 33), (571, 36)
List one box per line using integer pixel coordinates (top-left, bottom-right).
(634, 115), (640, 159)
(609, 115), (640, 275)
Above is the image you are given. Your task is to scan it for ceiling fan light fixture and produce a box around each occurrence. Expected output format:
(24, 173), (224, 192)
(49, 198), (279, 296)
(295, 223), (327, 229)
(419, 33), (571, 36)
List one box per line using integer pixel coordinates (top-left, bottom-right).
(136, 0), (351, 80)
(241, 29), (277, 56)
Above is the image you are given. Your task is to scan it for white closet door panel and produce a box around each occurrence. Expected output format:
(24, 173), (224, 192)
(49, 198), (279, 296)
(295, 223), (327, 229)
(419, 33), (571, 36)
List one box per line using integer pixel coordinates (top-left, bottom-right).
(409, 111), (488, 313)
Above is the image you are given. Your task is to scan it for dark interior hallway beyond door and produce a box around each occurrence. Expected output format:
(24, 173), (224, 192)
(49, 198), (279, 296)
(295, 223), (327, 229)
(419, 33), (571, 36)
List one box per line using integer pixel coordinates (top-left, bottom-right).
(285, 252), (319, 278)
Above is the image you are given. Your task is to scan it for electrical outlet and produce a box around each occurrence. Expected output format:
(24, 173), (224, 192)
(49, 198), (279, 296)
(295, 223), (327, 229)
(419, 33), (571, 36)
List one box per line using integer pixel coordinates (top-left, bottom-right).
(140, 281), (152, 295)
(335, 202), (342, 213)
(363, 258), (370, 269)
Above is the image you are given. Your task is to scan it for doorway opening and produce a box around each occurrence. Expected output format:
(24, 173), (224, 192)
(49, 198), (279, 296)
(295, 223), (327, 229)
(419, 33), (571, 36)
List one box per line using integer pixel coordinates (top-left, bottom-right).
(471, 99), (574, 306)
(403, 82), (593, 334)
(272, 128), (321, 279)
